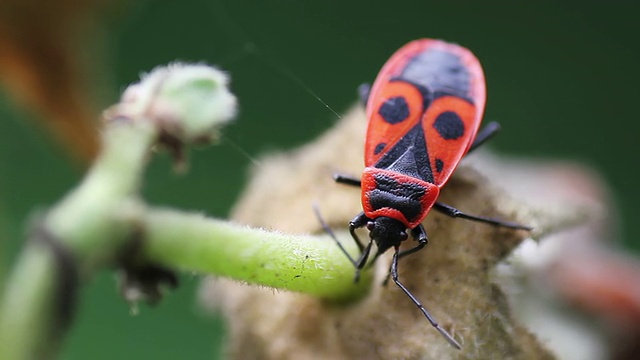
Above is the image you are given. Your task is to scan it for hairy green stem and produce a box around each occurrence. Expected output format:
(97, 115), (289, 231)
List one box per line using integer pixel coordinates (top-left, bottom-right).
(46, 121), (156, 267)
(140, 208), (370, 301)
(0, 101), (370, 360)
(0, 63), (375, 359)
(0, 121), (158, 360)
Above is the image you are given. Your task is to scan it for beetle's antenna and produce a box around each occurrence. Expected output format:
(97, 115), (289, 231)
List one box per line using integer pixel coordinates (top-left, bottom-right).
(220, 135), (263, 168)
(312, 203), (357, 266)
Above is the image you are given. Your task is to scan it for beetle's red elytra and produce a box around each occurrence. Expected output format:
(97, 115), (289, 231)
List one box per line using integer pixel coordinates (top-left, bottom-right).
(327, 39), (532, 349)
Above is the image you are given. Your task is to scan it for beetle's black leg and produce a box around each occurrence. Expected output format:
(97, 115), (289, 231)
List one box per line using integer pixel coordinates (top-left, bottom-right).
(358, 83), (371, 106)
(468, 121), (501, 153)
(353, 238), (374, 283)
(348, 212), (376, 283)
(314, 206), (375, 283)
(333, 173), (361, 187)
(383, 225), (429, 285)
(433, 202), (532, 230)
(348, 212), (369, 252)
(390, 246), (462, 349)
(399, 225), (429, 260)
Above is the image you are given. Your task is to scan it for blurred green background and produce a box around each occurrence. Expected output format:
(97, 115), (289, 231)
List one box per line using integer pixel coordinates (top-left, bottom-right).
(1, 1), (639, 359)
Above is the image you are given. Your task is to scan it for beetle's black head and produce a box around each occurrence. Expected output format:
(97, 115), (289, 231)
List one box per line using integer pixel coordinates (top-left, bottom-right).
(367, 217), (408, 254)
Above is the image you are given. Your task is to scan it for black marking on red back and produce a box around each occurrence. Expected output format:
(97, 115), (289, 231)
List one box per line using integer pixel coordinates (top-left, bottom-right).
(367, 42), (481, 187)
(378, 96), (410, 124)
(373, 124), (434, 183)
(368, 173), (427, 224)
(399, 48), (472, 102)
(388, 78), (433, 111)
(433, 111), (465, 140)
(373, 142), (386, 155)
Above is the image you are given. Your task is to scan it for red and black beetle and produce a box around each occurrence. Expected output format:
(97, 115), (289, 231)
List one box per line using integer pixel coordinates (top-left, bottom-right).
(325, 39), (532, 349)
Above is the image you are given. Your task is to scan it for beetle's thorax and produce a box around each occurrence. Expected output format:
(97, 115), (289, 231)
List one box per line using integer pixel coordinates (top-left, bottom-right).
(361, 167), (439, 229)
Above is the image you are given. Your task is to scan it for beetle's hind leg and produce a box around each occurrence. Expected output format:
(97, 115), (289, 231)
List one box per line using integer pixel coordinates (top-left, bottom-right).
(468, 121), (501, 153)
(433, 202), (532, 230)
(333, 173), (361, 187)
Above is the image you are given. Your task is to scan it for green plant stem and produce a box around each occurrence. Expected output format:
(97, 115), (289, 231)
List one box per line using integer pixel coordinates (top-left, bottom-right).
(140, 208), (370, 301)
(45, 121), (156, 268)
(0, 117), (371, 360)
(0, 245), (58, 360)
(0, 120), (158, 360)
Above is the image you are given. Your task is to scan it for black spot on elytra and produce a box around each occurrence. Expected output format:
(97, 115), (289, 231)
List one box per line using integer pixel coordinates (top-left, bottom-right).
(433, 111), (464, 140)
(374, 143), (386, 155)
(389, 78), (432, 111)
(435, 159), (444, 172)
(379, 96), (409, 124)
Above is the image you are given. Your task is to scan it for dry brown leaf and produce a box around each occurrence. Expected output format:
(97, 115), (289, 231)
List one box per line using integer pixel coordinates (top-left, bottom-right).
(199, 106), (595, 359)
